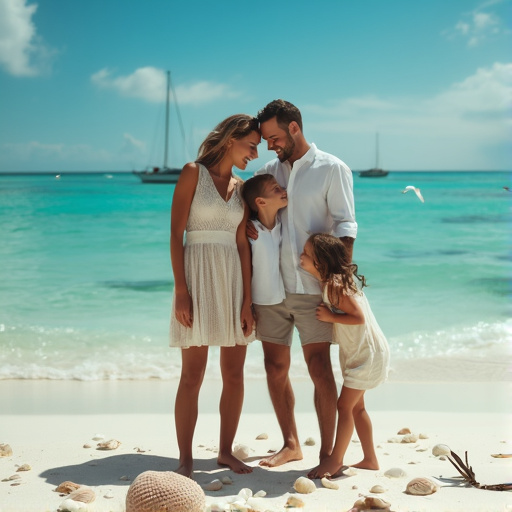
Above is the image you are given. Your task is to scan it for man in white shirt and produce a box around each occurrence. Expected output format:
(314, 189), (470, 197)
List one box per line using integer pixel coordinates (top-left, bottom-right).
(251, 99), (357, 469)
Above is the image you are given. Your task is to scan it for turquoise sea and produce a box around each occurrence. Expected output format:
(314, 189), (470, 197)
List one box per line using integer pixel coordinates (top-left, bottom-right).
(0, 171), (510, 380)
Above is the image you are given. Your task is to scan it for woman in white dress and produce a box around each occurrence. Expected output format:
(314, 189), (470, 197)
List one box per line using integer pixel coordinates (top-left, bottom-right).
(170, 115), (260, 477)
(299, 233), (390, 479)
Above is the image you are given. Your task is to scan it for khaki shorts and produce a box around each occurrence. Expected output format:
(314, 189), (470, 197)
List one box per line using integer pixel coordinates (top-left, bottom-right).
(253, 293), (333, 346)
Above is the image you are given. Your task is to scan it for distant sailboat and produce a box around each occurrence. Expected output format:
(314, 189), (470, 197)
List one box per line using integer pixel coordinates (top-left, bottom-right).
(359, 133), (389, 178)
(133, 71), (184, 184)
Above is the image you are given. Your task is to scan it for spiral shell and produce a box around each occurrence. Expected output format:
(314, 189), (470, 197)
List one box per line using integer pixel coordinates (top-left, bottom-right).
(293, 476), (316, 494)
(406, 477), (439, 495)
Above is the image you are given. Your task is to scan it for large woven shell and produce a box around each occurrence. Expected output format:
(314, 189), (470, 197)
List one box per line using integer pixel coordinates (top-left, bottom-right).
(126, 471), (205, 512)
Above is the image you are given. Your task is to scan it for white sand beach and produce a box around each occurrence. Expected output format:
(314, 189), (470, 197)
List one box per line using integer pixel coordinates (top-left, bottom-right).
(1, 371), (511, 512)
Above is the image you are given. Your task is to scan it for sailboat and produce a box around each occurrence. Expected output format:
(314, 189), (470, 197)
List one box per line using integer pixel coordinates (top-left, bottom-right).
(133, 71), (183, 184)
(358, 133), (389, 178)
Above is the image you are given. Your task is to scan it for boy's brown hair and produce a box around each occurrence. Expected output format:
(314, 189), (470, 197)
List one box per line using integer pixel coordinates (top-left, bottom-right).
(241, 174), (276, 216)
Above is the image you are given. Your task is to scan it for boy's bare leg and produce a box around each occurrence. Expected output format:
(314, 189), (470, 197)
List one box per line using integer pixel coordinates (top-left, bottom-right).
(217, 345), (253, 474)
(302, 342), (337, 462)
(259, 341), (303, 467)
(174, 346), (208, 477)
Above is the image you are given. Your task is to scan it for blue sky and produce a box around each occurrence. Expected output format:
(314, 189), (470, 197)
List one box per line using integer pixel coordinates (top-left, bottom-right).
(0, 0), (510, 172)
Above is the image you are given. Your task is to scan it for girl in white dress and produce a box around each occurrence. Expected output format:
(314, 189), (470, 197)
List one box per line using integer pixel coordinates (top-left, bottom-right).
(299, 233), (390, 479)
(170, 115), (259, 477)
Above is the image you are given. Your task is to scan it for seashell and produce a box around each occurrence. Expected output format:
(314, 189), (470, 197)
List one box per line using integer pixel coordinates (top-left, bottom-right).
(16, 464), (31, 472)
(419, 432), (429, 439)
(92, 434), (104, 441)
(401, 434), (419, 443)
(2, 474), (21, 482)
(58, 498), (89, 512)
(204, 479), (223, 491)
(67, 487), (96, 503)
(119, 475), (131, 481)
(387, 437), (401, 443)
(491, 453), (512, 458)
(321, 477), (339, 490)
(97, 439), (121, 450)
(370, 484), (386, 493)
(286, 496), (305, 508)
(344, 467), (358, 476)
(256, 433), (268, 440)
(304, 437), (316, 446)
(0, 444), (13, 457)
(384, 467), (406, 478)
(352, 485), (358, 489)
(353, 496), (391, 510)
(406, 477), (439, 496)
(416, 447), (428, 452)
(439, 455), (447, 461)
(55, 481), (81, 494)
(232, 444), (250, 461)
(82, 444), (91, 449)
(126, 471), (205, 512)
(253, 490), (266, 497)
(432, 444), (450, 456)
(104, 491), (114, 499)
(293, 476), (316, 494)
(221, 476), (233, 485)
(397, 427), (411, 435)
(237, 487), (253, 501)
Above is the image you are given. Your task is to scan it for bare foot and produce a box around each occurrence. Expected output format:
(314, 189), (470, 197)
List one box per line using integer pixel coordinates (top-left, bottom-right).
(259, 446), (303, 468)
(307, 456), (345, 479)
(351, 458), (379, 470)
(175, 460), (193, 478)
(217, 453), (253, 474)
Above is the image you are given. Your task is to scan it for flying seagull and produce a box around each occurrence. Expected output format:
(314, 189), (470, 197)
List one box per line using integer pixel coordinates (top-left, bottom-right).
(402, 185), (425, 203)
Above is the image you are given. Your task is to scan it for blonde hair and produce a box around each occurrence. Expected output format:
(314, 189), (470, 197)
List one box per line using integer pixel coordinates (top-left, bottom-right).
(196, 114), (259, 170)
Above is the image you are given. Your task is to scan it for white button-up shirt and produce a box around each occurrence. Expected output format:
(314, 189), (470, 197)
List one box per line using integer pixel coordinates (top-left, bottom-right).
(257, 143), (357, 295)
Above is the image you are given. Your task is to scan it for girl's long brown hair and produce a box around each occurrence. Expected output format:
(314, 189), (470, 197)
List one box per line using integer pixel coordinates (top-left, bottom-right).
(307, 233), (367, 307)
(196, 114), (259, 170)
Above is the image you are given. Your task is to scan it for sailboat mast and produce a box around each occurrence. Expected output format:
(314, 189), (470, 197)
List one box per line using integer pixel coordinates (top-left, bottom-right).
(375, 132), (379, 169)
(163, 71), (170, 169)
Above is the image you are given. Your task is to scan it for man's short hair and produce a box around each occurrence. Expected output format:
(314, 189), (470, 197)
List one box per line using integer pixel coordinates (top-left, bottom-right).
(241, 174), (276, 215)
(257, 99), (303, 132)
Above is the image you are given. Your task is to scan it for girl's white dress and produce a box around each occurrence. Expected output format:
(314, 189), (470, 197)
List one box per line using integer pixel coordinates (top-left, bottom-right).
(170, 164), (254, 347)
(323, 287), (389, 390)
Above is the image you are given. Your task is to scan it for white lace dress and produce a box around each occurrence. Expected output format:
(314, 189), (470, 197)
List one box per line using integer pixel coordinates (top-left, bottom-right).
(323, 287), (390, 390)
(170, 164), (254, 347)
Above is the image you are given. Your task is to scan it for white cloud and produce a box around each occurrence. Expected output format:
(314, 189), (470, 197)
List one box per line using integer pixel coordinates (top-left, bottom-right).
(123, 133), (145, 151)
(0, 0), (53, 76)
(91, 67), (240, 105)
(447, 1), (506, 46)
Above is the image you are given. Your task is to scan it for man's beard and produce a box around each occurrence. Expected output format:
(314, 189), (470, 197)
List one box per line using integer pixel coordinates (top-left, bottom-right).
(277, 133), (295, 162)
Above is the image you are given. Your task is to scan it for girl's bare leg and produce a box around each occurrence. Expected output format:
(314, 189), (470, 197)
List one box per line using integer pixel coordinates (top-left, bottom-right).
(351, 395), (379, 469)
(174, 346), (208, 477)
(308, 386), (365, 479)
(217, 345), (253, 474)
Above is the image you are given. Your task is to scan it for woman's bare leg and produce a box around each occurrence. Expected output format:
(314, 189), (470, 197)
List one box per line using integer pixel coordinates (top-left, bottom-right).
(217, 345), (253, 474)
(174, 346), (208, 477)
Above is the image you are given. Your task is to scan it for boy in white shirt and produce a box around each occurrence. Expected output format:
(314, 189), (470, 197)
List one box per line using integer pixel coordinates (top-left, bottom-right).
(241, 174), (288, 329)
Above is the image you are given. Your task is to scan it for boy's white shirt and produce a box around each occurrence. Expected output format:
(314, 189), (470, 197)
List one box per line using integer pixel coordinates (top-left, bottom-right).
(249, 219), (286, 305)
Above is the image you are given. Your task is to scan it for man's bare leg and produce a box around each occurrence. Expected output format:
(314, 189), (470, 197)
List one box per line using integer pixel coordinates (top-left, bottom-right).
(303, 342), (337, 462)
(259, 341), (303, 467)
(217, 345), (253, 474)
(174, 346), (208, 477)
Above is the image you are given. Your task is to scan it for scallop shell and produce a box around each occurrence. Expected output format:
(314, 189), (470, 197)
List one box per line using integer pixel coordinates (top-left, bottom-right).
(97, 439), (121, 450)
(397, 427), (411, 435)
(401, 433), (419, 443)
(406, 477), (439, 495)
(204, 479), (223, 491)
(304, 437), (316, 446)
(256, 433), (268, 440)
(293, 476), (316, 494)
(67, 487), (96, 503)
(432, 444), (450, 456)
(16, 464), (31, 472)
(55, 481), (81, 494)
(384, 467), (406, 478)
(321, 477), (339, 490)
(370, 484), (386, 493)
(0, 444), (13, 457)
(286, 496), (305, 508)
(232, 444), (250, 461)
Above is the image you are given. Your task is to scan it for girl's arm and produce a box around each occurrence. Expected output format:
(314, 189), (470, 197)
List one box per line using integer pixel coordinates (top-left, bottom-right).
(316, 288), (365, 325)
(170, 163), (199, 327)
(236, 203), (254, 336)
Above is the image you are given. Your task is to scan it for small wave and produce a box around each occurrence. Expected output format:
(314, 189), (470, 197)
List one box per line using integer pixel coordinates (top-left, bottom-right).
(441, 214), (510, 224)
(102, 280), (173, 292)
